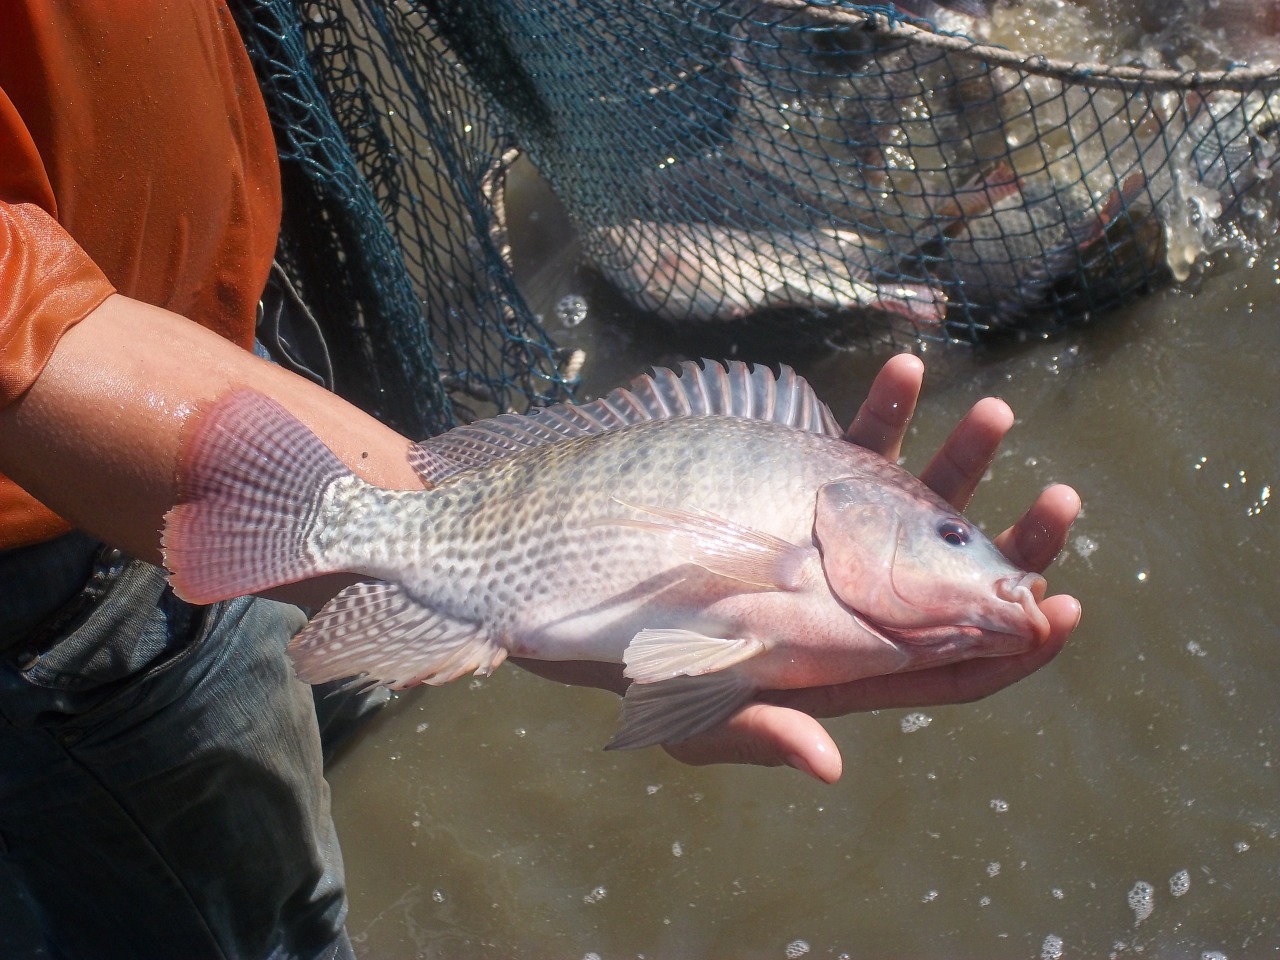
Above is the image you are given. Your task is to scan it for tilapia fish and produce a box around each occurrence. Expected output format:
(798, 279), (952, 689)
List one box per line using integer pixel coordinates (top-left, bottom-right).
(164, 361), (1049, 750)
(588, 220), (946, 327)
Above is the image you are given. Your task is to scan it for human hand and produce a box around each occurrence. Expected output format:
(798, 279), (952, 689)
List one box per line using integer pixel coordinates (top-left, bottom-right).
(513, 354), (1080, 782)
(662, 353), (1081, 782)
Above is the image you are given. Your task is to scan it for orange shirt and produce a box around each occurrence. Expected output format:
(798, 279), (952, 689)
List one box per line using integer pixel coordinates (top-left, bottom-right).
(0, 1), (281, 548)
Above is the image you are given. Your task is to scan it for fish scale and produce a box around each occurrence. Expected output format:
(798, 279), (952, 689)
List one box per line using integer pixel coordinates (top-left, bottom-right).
(164, 361), (1049, 750)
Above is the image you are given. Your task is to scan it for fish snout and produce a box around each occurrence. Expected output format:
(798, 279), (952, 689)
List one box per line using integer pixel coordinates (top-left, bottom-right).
(995, 571), (1050, 642)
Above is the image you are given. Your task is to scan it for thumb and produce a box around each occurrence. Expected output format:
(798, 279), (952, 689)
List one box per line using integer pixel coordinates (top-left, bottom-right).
(662, 703), (844, 783)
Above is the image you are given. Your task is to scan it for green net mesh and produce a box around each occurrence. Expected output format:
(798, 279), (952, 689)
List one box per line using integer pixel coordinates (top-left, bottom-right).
(228, 0), (1280, 412)
(425, 0), (1280, 345)
(230, 0), (579, 438)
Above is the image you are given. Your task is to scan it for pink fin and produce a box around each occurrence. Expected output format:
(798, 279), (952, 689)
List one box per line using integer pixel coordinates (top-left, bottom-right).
(163, 390), (351, 604)
(289, 581), (503, 689)
(1078, 172), (1148, 250)
(600, 499), (809, 590)
(936, 161), (1024, 231)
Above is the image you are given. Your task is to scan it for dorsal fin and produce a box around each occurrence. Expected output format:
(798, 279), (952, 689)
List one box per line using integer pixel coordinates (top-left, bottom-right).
(409, 360), (839, 485)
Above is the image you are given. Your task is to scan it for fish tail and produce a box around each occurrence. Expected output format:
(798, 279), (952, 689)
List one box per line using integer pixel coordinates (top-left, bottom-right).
(936, 161), (1024, 236)
(163, 389), (357, 604)
(1078, 172), (1148, 251)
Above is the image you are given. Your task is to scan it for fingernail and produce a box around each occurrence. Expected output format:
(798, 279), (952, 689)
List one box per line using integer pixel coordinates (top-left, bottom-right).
(785, 753), (820, 781)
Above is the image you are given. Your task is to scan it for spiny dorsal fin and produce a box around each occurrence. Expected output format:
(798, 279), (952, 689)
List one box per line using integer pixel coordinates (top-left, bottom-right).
(409, 360), (839, 485)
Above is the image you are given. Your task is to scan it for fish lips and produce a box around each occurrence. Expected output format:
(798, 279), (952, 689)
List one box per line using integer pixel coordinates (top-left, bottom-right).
(868, 570), (1051, 662)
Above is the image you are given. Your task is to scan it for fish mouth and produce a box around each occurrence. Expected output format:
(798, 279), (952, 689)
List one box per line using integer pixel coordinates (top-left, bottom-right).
(858, 570), (1050, 659)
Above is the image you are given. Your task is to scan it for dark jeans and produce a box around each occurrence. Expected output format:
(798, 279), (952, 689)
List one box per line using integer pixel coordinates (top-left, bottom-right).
(0, 534), (358, 958)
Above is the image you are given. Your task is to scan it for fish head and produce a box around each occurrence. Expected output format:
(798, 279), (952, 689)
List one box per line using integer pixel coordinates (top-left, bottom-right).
(813, 474), (1049, 667)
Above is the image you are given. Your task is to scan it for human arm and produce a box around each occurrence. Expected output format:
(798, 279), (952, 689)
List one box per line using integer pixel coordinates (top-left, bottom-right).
(0, 293), (425, 606)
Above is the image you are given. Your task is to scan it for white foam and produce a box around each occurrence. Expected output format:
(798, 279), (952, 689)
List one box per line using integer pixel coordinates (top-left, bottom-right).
(900, 712), (932, 733)
(555, 294), (589, 328)
(1170, 869), (1191, 897)
(1127, 880), (1155, 924)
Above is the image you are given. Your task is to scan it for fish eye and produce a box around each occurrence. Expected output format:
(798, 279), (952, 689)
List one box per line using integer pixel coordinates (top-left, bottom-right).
(937, 519), (971, 547)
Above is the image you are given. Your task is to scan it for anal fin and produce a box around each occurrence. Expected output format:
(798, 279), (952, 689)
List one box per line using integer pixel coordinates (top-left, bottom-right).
(288, 581), (506, 689)
(606, 669), (758, 751)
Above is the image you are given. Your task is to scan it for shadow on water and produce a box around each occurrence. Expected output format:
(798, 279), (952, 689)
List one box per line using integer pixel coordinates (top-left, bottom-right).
(329, 161), (1280, 959)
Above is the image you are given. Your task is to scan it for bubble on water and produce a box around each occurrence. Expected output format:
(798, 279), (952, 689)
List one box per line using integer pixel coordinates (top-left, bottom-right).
(672, 841), (684, 858)
(1186, 640), (1207, 657)
(987, 862), (1001, 877)
(978, 895), (992, 907)
(900, 712), (932, 733)
(1073, 534), (1098, 559)
(1247, 484), (1271, 517)
(513, 727), (527, 738)
(415, 721), (429, 733)
(582, 954), (602, 960)
(646, 784), (663, 795)
(1170, 869), (1191, 897)
(555, 294), (589, 327)
(784, 940), (810, 959)
(1201, 952), (1228, 960)
(1127, 881), (1154, 924)
(990, 799), (1009, 813)
(1051, 888), (1065, 900)
(1042, 934), (1064, 959)
(583, 885), (607, 904)
(921, 889), (938, 903)
(431, 889), (446, 903)
(1234, 841), (1250, 853)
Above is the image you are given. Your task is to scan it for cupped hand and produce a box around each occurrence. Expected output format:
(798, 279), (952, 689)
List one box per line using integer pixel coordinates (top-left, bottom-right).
(662, 353), (1081, 783)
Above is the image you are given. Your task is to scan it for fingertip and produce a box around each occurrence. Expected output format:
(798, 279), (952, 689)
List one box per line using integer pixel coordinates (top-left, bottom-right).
(971, 395), (1015, 433)
(1043, 483), (1083, 522)
(1045, 593), (1082, 635)
(884, 351), (925, 379)
(788, 738), (843, 784)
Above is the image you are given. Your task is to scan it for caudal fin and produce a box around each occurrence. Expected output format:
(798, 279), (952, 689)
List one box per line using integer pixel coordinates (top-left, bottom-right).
(163, 389), (353, 604)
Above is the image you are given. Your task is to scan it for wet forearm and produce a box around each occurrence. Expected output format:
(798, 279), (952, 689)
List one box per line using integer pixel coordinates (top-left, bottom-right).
(0, 294), (422, 570)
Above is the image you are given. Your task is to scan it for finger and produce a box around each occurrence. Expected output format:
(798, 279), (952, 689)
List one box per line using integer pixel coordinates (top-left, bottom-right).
(663, 702), (844, 783)
(992, 483), (1081, 573)
(509, 656), (627, 694)
(918, 396), (1015, 510)
(765, 592), (1080, 717)
(843, 353), (924, 460)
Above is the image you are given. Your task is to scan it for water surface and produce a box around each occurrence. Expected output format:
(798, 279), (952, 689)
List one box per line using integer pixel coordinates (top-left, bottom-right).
(331, 166), (1280, 958)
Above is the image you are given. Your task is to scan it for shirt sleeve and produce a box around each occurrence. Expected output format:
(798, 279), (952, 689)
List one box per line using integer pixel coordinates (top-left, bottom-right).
(0, 86), (115, 409)
(0, 201), (116, 407)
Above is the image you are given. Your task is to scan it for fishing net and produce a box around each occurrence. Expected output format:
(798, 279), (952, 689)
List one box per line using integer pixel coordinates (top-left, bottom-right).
(225, 0), (1280, 402)
(229, 0), (579, 438)
(422, 0), (1280, 345)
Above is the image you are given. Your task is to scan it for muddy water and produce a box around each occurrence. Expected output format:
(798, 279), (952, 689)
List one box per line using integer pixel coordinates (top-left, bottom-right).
(330, 161), (1280, 959)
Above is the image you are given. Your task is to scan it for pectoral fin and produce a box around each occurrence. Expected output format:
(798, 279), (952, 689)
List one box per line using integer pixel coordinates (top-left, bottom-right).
(601, 500), (809, 590)
(622, 628), (766, 684)
(606, 669), (758, 751)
